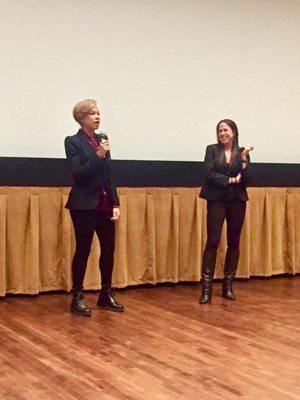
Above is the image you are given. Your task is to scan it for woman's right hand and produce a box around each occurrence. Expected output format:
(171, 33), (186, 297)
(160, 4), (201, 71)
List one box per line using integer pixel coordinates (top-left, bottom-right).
(96, 140), (110, 157)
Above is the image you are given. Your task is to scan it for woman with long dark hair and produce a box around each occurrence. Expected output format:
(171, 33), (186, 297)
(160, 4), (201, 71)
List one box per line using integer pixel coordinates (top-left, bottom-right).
(199, 119), (253, 303)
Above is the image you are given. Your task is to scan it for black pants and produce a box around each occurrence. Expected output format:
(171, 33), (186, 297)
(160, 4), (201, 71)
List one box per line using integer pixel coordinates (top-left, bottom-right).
(70, 209), (115, 292)
(205, 200), (246, 251)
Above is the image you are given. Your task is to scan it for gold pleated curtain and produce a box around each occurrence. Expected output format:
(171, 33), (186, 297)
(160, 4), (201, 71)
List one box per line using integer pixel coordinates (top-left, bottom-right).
(0, 187), (299, 296)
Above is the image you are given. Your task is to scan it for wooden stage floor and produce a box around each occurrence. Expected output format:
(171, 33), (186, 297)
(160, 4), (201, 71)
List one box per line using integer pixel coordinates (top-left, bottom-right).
(0, 277), (299, 400)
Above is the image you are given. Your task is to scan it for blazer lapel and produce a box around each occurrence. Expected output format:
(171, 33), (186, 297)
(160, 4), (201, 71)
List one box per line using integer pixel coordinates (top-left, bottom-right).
(77, 129), (97, 156)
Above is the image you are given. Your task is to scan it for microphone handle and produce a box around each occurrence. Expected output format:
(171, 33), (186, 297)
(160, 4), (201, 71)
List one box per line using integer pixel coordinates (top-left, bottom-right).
(99, 132), (111, 158)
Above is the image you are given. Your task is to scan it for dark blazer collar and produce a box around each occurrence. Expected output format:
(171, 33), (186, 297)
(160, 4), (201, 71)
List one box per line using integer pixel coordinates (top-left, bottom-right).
(77, 128), (101, 140)
(77, 128), (97, 154)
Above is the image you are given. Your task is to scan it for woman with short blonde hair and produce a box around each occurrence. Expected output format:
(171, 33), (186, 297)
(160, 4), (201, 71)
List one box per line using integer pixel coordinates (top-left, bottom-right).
(65, 99), (124, 316)
(72, 99), (97, 124)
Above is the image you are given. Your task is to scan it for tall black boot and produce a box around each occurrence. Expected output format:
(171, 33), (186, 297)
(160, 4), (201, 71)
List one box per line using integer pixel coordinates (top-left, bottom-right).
(97, 285), (124, 312)
(222, 249), (240, 300)
(70, 291), (92, 316)
(199, 248), (217, 304)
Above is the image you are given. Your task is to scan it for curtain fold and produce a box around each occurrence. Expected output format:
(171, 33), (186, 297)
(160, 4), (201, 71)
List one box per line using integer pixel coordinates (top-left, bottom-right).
(0, 186), (299, 296)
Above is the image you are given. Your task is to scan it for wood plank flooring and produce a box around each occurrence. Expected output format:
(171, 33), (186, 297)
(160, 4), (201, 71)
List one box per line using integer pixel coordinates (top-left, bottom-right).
(0, 277), (299, 400)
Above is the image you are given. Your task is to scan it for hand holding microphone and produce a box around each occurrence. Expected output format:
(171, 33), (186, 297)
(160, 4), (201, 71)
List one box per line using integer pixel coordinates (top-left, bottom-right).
(96, 133), (110, 158)
(239, 145), (254, 161)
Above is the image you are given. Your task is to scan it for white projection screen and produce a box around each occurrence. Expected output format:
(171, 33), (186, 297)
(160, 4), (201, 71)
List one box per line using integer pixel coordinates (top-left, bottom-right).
(0, 0), (299, 163)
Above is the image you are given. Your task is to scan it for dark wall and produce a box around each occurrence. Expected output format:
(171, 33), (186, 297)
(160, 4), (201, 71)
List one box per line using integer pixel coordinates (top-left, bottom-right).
(0, 157), (299, 187)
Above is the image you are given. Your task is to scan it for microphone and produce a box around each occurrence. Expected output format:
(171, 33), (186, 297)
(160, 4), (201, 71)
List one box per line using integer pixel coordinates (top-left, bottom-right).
(99, 132), (108, 142)
(238, 145), (254, 152)
(98, 132), (111, 158)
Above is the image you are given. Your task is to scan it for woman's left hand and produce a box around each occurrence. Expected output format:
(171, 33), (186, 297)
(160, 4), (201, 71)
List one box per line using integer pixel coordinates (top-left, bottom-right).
(111, 207), (120, 221)
(241, 145), (254, 161)
(235, 172), (242, 183)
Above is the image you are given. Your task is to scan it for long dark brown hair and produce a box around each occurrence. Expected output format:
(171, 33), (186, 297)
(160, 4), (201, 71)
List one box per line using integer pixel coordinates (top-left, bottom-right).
(215, 119), (240, 166)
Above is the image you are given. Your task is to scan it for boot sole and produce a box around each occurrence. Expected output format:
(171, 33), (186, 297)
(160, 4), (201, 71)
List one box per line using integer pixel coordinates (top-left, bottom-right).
(199, 299), (212, 304)
(70, 308), (92, 317)
(97, 304), (124, 313)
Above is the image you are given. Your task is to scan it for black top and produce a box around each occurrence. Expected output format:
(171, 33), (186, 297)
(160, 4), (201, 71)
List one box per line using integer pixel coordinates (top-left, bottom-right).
(199, 143), (251, 202)
(64, 129), (119, 209)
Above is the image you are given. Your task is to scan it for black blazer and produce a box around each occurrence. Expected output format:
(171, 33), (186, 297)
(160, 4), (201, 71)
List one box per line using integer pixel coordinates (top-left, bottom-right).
(199, 143), (251, 202)
(65, 129), (119, 210)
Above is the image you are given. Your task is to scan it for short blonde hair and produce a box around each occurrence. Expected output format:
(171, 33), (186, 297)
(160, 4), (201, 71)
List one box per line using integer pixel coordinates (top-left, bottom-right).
(72, 99), (97, 124)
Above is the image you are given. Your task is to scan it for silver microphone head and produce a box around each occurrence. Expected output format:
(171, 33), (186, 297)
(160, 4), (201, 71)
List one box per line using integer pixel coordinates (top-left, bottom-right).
(99, 132), (108, 141)
(238, 145), (254, 152)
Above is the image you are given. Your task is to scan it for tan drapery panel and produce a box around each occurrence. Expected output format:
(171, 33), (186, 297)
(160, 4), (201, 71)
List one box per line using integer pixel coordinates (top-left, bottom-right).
(0, 187), (299, 296)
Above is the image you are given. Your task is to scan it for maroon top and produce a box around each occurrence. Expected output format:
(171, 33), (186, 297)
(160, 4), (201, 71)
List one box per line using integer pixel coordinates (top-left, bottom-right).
(84, 133), (117, 212)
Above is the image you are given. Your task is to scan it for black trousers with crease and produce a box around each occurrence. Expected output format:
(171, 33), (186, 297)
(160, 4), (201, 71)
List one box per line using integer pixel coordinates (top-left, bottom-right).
(202, 200), (246, 278)
(205, 200), (246, 251)
(70, 209), (115, 292)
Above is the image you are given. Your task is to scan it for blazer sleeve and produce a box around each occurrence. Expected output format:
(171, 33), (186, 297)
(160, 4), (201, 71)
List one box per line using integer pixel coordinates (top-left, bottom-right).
(106, 158), (120, 207)
(204, 145), (230, 188)
(65, 136), (106, 184)
(240, 154), (252, 185)
(110, 183), (120, 207)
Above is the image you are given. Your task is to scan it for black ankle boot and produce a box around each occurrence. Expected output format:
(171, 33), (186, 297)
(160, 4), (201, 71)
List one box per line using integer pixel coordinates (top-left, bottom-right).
(199, 248), (216, 304)
(222, 278), (236, 300)
(70, 291), (92, 316)
(222, 249), (239, 300)
(97, 287), (124, 312)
